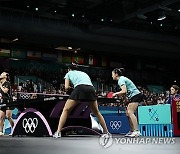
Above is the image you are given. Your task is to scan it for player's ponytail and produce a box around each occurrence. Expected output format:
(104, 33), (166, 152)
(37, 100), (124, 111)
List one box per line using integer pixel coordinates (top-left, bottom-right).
(113, 68), (125, 76)
(68, 61), (78, 70)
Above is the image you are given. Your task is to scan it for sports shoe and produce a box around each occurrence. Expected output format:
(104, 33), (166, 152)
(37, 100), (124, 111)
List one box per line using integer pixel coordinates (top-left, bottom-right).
(0, 132), (4, 136)
(124, 131), (133, 137)
(128, 130), (141, 138)
(53, 132), (61, 138)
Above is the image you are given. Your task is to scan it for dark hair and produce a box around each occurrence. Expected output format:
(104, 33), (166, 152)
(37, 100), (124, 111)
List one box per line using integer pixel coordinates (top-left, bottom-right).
(68, 61), (78, 70)
(3, 72), (12, 100)
(6, 73), (10, 81)
(112, 68), (125, 76)
(0, 72), (10, 81)
(171, 85), (179, 93)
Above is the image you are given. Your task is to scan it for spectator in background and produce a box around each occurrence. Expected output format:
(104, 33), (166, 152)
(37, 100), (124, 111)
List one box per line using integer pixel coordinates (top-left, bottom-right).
(18, 82), (23, 92)
(33, 83), (38, 93)
(29, 79), (34, 92)
(166, 85), (180, 104)
(0, 72), (14, 136)
(37, 81), (42, 93)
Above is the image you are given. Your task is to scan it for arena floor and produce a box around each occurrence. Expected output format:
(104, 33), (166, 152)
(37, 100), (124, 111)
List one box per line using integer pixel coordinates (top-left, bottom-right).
(0, 135), (179, 154)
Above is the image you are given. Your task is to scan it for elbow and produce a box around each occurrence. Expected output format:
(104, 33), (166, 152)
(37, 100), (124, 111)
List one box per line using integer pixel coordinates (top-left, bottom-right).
(121, 90), (127, 95)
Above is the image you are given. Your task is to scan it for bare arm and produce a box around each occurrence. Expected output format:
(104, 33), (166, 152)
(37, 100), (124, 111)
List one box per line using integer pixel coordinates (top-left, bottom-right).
(113, 84), (127, 97)
(64, 79), (70, 91)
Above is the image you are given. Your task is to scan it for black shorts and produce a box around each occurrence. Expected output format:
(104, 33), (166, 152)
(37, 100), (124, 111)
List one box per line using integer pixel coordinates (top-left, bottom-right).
(0, 106), (14, 111)
(69, 85), (97, 101)
(0, 102), (14, 111)
(129, 93), (143, 103)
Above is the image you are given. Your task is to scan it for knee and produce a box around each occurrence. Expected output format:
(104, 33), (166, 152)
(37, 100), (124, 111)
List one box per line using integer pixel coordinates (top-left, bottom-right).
(126, 109), (134, 116)
(63, 107), (71, 114)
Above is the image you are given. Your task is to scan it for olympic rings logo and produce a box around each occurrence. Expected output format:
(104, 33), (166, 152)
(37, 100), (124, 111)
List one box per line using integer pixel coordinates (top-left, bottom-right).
(110, 121), (122, 130)
(20, 93), (31, 99)
(22, 118), (38, 133)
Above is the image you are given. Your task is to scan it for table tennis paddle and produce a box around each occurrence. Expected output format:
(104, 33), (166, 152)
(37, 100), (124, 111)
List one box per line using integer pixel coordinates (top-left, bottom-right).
(107, 92), (114, 98)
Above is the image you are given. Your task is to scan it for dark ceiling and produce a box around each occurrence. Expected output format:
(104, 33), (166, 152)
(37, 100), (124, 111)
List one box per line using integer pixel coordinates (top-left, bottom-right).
(0, 0), (180, 58)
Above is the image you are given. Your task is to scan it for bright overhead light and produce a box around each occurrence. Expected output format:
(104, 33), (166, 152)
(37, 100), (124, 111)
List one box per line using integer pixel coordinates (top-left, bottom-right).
(11, 38), (19, 42)
(10, 58), (19, 61)
(27, 5), (30, 8)
(68, 47), (72, 50)
(101, 18), (104, 22)
(157, 15), (166, 21)
(178, 9), (180, 12)
(35, 8), (38, 11)
(72, 14), (75, 17)
(54, 10), (57, 13)
(160, 24), (163, 27)
(82, 15), (85, 18)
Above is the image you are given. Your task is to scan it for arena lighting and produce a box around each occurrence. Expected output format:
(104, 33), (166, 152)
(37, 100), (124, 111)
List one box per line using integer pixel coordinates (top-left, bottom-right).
(178, 9), (180, 12)
(10, 58), (19, 61)
(159, 5), (172, 11)
(136, 13), (147, 20)
(55, 46), (73, 51)
(11, 38), (18, 42)
(27, 5), (29, 8)
(35, 8), (38, 11)
(72, 14), (75, 17)
(160, 24), (163, 26)
(65, 63), (89, 68)
(101, 18), (104, 22)
(82, 15), (85, 18)
(54, 10), (57, 13)
(157, 13), (166, 21)
(59, 0), (67, 6)
(157, 15), (166, 20)
(67, 47), (72, 50)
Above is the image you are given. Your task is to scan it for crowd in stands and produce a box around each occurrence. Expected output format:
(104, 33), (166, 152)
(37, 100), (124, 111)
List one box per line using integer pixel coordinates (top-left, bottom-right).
(137, 86), (168, 105)
(5, 66), (171, 106)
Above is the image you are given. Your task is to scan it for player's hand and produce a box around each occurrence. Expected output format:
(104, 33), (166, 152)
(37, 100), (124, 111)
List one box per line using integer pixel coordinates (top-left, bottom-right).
(112, 93), (117, 97)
